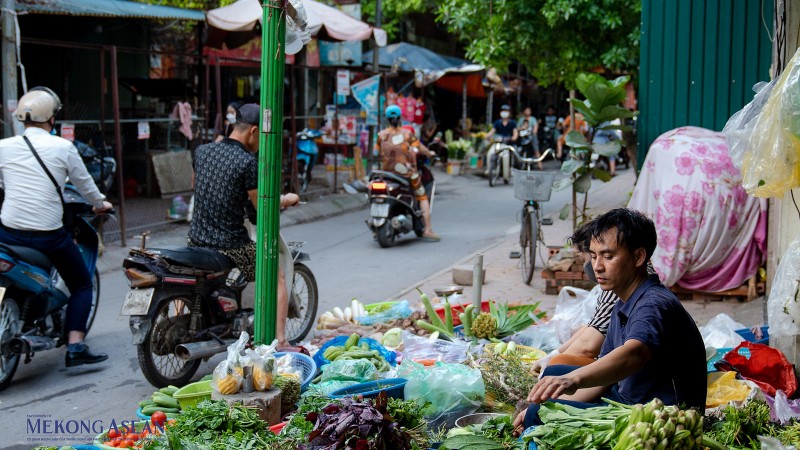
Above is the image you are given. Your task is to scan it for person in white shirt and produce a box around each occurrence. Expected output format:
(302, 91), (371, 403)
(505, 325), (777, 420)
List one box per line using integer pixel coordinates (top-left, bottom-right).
(0, 87), (113, 367)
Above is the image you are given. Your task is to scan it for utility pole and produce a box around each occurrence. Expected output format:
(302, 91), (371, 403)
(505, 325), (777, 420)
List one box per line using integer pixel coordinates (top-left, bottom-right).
(2, 0), (18, 137)
(367, 0), (382, 175)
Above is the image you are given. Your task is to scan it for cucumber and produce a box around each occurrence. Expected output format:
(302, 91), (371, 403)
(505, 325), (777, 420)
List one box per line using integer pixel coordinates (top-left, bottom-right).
(344, 333), (360, 350)
(139, 399), (155, 408)
(141, 405), (180, 416)
(160, 386), (179, 396)
(152, 393), (180, 409)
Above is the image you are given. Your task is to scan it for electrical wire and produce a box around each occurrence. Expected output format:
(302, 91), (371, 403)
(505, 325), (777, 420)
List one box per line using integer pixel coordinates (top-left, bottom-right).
(791, 189), (800, 221)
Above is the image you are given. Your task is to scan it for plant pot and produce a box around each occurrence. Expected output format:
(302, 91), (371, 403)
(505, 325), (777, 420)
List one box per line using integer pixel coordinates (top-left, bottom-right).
(447, 160), (463, 175)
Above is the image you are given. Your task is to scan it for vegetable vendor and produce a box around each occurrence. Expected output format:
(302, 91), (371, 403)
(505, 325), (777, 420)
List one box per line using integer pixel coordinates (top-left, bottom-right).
(514, 209), (707, 432)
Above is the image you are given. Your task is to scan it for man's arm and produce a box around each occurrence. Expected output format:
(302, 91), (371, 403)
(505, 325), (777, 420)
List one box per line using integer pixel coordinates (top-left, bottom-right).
(512, 128), (519, 142)
(527, 338), (651, 403)
(65, 144), (108, 210)
(248, 190), (300, 210)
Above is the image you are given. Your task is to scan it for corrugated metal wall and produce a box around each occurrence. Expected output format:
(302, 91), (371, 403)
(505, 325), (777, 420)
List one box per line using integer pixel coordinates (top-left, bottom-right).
(638, 0), (774, 163)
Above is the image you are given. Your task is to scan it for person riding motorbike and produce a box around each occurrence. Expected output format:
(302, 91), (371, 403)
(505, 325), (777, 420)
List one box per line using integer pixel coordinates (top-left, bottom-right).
(402, 125), (435, 199)
(188, 103), (300, 346)
(0, 87), (114, 367)
(485, 104), (519, 172)
(377, 105), (440, 242)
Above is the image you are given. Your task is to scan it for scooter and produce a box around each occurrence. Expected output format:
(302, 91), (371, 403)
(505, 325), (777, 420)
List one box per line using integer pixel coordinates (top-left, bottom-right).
(121, 240), (318, 387)
(296, 128), (322, 193)
(74, 140), (117, 194)
(486, 135), (516, 187)
(366, 170), (430, 248)
(0, 185), (110, 392)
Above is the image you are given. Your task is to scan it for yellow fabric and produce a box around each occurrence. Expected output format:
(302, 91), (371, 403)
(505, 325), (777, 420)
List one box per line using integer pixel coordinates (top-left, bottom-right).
(706, 371), (752, 408)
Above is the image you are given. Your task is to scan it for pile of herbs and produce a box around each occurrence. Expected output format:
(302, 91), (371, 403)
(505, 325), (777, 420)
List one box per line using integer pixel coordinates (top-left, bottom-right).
(703, 400), (794, 449)
(298, 393), (428, 450)
(141, 399), (274, 450)
(472, 352), (537, 414)
(441, 415), (520, 450)
(520, 401), (627, 449)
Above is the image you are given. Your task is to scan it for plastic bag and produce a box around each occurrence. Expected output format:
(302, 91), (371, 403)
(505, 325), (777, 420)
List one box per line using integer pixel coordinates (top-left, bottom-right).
(276, 354), (303, 381)
(760, 436), (798, 450)
(716, 341), (798, 397)
(767, 236), (800, 337)
(356, 300), (412, 325)
(549, 285), (602, 344)
(738, 47), (800, 197)
(241, 351), (276, 391)
(700, 313), (747, 349)
(304, 380), (359, 397)
(510, 322), (561, 353)
(724, 79), (777, 169)
(706, 371), (752, 408)
(766, 389), (800, 425)
(212, 332), (249, 395)
(399, 361), (485, 429)
(401, 330), (470, 364)
(319, 359), (377, 383)
(313, 335), (397, 368)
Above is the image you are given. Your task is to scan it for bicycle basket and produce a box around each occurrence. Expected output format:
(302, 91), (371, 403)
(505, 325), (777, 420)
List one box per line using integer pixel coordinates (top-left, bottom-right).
(512, 169), (557, 202)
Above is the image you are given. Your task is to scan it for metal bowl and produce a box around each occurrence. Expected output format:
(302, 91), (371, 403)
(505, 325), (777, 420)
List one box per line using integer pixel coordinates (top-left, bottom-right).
(434, 285), (464, 297)
(454, 413), (507, 428)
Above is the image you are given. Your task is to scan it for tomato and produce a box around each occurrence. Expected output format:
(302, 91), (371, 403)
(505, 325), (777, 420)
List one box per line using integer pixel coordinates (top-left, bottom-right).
(119, 439), (134, 448)
(139, 429), (149, 437)
(125, 433), (140, 441)
(107, 428), (121, 439)
(150, 411), (167, 428)
(106, 440), (118, 448)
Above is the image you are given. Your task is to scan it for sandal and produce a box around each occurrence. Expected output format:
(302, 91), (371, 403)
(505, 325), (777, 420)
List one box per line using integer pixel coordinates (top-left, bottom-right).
(421, 234), (441, 242)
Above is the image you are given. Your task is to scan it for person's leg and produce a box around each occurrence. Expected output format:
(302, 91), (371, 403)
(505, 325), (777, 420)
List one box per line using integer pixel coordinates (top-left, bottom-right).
(522, 365), (604, 427)
(609, 155), (617, 176)
(276, 269), (288, 345)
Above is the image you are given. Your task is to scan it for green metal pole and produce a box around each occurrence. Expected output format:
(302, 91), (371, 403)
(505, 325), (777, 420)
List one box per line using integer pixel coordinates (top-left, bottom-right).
(254, 0), (286, 345)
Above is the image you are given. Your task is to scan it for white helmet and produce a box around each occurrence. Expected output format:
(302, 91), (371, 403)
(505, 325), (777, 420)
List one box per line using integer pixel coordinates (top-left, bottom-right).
(15, 87), (62, 123)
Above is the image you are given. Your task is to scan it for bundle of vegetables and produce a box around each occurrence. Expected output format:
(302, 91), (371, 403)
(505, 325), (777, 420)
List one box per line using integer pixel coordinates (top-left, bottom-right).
(468, 301), (547, 340)
(319, 333), (391, 372)
(703, 400), (793, 448)
(442, 414), (519, 449)
(298, 393), (427, 449)
(415, 289), (459, 338)
(488, 341), (547, 361)
(522, 399), (725, 450)
(274, 375), (302, 416)
(317, 299), (368, 329)
(141, 399), (274, 450)
(138, 386), (181, 417)
(470, 352), (537, 414)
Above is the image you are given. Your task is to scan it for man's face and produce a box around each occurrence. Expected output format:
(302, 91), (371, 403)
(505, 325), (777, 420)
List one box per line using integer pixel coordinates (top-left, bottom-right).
(547, 107), (555, 115)
(588, 228), (645, 296)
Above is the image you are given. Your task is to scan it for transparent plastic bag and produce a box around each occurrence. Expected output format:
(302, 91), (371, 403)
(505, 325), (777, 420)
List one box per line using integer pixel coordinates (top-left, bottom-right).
(706, 371), (752, 408)
(509, 322), (561, 353)
(760, 436), (798, 450)
(549, 285), (602, 344)
(241, 351), (276, 391)
(401, 330), (470, 364)
(276, 354), (303, 381)
(724, 80), (777, 169)
(399, 361), (485, 429)
(319, 359), (377, 383)
(768, 236), (800, 337)
(700, 313), (747, 349)
(304, 380), (359, 397)
(211, 332), (249, 395)
(739, 47), (800, 197)
(766, 389), (800, 425)
(356, 300), (413, 325)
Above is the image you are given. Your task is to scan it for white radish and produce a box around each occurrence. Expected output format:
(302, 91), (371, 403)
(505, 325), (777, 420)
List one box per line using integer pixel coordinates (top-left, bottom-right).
(344, 306), (352, 322)
(333, 307), (345, 320)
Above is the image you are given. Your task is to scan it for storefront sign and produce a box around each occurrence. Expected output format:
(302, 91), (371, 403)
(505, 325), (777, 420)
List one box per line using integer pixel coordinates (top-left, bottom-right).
(351, 75), (380, 126)
(137, 121), (151, 140)
(337, 70), (351, 96)
(60, 123), (75, 141)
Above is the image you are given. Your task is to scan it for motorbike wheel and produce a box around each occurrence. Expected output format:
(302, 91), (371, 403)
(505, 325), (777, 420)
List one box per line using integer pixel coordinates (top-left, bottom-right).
(137, 297), (201, 388)
(377, 221), (395, 248)
(286, 263), (318, 345)
(0, 299), (21, 392)
(83, 269), (100, 337)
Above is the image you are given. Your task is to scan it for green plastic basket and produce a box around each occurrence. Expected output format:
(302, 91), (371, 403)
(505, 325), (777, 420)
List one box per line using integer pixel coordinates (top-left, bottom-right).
(173, 379), (213, 410)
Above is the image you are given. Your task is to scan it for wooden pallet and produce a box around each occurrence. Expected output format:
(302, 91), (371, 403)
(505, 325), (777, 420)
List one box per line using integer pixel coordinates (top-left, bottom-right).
(670, 278), (765, 302)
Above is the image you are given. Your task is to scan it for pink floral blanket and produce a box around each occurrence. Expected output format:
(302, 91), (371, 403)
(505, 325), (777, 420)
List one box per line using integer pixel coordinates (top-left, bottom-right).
(628, 126), (767, 292)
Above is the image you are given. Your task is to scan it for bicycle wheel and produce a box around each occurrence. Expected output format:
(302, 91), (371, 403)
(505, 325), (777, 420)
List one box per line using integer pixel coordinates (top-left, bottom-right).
(519, 206), (535, 284)
(528, 207), (540, 283)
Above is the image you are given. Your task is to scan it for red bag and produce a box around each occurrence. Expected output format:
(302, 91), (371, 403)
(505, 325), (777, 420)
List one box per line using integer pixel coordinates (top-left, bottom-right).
(716, 341), (798, 397)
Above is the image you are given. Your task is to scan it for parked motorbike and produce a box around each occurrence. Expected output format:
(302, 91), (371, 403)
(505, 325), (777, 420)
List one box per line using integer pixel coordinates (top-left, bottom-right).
(121, 241), (318, 387)
(366, 170), (431, 248)
(74, 140), (117, 194)
(296, 129), (322, 193)
(486, 136), (516, 187)
(0, 185), (110, 391)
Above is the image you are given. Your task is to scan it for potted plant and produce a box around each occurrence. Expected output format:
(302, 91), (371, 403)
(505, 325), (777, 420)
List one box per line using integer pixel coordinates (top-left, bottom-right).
(443, 130), (473, 175)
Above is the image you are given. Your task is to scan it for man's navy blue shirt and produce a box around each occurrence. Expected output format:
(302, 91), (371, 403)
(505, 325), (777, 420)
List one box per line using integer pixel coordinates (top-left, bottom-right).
(599, 275), (707, 408)
(492, 119), (517, 138)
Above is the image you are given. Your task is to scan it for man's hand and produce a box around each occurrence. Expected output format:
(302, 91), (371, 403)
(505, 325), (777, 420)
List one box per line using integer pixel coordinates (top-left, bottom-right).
(280, 193), (300, 208)
(93, 201), (113, 214)
(527, 374), (580, 403)
(512, 410), (527, 437)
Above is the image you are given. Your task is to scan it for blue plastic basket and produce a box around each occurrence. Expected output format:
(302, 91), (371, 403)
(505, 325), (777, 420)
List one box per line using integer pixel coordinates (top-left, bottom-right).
(736, 326), (769, 345)
(136, 407), (150, 420)
(708, 347), (752, 372)
(275, 352), (317, 391)
(314, 336), (397, 368)
(329, 378), (408, 400)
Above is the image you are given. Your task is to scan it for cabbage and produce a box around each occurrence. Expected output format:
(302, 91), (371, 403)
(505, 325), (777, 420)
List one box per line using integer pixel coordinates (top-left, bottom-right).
(381, 328), (403, 349)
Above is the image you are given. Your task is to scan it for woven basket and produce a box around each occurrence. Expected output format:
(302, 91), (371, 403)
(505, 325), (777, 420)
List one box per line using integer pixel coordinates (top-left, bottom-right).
(484, 343), (547, 363)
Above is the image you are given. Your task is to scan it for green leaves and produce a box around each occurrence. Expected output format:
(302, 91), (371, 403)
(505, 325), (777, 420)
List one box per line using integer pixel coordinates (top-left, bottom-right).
(553, 177), (574, 192)
(440, 434), (505, 450)
(565, 130), (590, 150)
(574, 172), (592, 193)
(592, 140), (622, 157)
(560, 158), (584, 174)
(559, 203), (571, 220)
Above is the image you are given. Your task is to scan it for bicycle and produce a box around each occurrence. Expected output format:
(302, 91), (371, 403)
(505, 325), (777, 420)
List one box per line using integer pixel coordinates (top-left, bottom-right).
(512, 148), (556, 285)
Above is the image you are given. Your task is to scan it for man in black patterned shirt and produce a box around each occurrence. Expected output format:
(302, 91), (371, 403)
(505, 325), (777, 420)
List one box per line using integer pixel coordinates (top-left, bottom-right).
(189, 103), (299, 345)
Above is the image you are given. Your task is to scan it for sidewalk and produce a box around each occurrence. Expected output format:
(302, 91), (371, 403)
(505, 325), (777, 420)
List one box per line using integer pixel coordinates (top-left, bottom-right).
(394, 169), (765, 329)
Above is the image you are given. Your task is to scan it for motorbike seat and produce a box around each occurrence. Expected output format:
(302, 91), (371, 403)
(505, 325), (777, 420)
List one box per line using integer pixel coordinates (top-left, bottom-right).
(0, 244), (53, 271)
(371, 170), (409, 186)
(149, 247), (233, 272)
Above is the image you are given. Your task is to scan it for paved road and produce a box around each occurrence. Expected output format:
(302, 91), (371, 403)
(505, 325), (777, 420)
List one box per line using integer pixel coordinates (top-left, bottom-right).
(0, 164), (572, 449)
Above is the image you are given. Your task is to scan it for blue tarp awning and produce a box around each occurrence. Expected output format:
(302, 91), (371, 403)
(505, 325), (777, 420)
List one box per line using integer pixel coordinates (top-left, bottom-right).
(362, 42), (472, 72)
(17, 0), (205, 21)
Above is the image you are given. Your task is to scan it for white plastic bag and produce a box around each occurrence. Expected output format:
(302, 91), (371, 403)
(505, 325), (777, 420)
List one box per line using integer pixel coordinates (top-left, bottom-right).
(549, 285), (602, 344)
(760, 436), (798, 450)
(700, 313), (747, 348)
(768, 389), (800, 425)
(510, 322), (561, 353)
(724, 80), (777, 169)
(401, 330), (470, 364)
(768, 236), (800, 337)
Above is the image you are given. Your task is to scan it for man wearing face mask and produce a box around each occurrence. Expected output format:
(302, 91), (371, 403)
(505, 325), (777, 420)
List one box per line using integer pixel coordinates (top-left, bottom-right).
(189, 104), (300, 345)
(377, 105), (439, 241)
(485, 104), (518, 143)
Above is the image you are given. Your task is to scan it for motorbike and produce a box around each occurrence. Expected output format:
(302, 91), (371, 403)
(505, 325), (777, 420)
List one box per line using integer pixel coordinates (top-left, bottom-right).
(75, 140), (117, 194)
(518, 128), (536, 159)
(485, 135), (516, 187)
(426, 132), (447, 165)
(296, 128), (322, 193)
(366, 170), (431, 248)
(0, 185), (109, 391)
(121, 241), (318, 387)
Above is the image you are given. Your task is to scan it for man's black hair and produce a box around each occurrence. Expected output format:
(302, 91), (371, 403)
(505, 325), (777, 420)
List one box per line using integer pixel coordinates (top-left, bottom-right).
(589, 208), (657, 262)
(570, 221), (593, 253)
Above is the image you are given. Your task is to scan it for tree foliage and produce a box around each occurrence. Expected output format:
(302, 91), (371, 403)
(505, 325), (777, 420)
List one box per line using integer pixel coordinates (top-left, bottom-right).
(133, 0), (235, 9)
(360, 0), (433, 40)
(435, 0), (641, 87)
